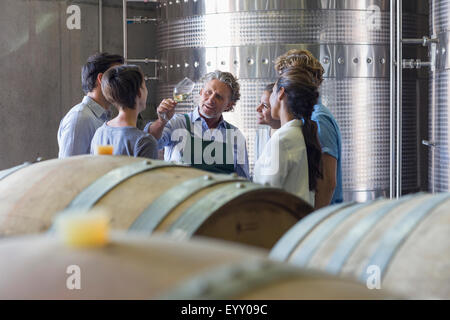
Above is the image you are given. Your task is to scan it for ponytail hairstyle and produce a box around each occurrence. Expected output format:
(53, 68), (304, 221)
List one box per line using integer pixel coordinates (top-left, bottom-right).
(275, 66), (323, 191)
(101, 64), (144, 110)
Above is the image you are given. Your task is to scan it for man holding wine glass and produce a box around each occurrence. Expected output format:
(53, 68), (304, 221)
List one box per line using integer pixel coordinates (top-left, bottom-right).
(145, 70), (250, 179)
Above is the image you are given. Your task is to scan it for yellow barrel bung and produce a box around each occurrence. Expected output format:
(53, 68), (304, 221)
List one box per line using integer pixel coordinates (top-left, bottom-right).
(54, 209), (110, 248)
(96, 145), (114, 155)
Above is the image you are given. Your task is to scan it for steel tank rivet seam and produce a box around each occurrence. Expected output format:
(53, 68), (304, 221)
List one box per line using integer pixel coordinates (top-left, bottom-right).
(158, 45), (390, 81)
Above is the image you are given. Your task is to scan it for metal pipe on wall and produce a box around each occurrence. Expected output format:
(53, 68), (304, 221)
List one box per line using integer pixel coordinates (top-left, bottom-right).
(396, 0), (402, 198)
(127, 58), (159, 63)
(123, 0), (127, 60)
(390, 0), (395, 199)
(402, 37), (438, 45)
(122, 1), (159, 80)
(429, 0), (436, 194)
(391, 1), (433, 197)
(99, 0), (103, 52)
(428, 0), (450, 193)
(123, 0), (159, 62)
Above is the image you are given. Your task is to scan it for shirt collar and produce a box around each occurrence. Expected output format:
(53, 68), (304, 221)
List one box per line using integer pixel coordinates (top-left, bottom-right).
(281, 119), (303, 130)
(83, 96), (109, 120)
(192, 107), (202, 121)
(193, 106), (227, 129)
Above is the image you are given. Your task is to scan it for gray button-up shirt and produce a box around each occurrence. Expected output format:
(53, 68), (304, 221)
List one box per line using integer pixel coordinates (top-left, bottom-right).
(57, 96), (110, 158)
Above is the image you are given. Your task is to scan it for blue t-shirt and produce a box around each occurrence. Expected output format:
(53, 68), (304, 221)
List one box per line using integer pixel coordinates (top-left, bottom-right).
(90, 123), (158, 159)
(311, 104), (343, 204)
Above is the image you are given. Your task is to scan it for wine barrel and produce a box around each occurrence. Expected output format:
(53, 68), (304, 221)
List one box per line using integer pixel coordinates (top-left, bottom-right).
(0, 233), (387, 299)
(0, 155), (312, 249)
(270, 193), (450, 299)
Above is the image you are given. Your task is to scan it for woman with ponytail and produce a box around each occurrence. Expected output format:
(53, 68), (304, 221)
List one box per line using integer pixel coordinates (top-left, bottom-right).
(253, 66), (322, 206)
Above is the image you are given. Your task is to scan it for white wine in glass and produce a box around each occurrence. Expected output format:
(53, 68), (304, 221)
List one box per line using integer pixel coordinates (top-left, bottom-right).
(173, 77), (195, 102)
(160, 78), (195, 121)
(173, 93), (190, 102)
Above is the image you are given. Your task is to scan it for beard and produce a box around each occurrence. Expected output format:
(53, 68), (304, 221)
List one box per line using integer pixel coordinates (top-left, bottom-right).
(199, 104), (218, 119)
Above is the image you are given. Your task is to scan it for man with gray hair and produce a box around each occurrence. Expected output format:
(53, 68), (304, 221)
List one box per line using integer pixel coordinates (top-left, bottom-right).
(146, 70), (249, 178)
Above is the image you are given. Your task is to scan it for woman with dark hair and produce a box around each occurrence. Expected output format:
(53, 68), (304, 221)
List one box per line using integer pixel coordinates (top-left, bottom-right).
(90, 65), (158, 158)
(253, 66), (322, 206)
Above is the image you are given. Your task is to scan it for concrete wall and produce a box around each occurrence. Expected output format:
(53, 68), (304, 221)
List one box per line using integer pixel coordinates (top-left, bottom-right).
(0, 0), (157, 169)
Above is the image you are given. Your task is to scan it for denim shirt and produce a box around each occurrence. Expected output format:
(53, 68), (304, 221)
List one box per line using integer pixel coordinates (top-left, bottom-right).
(144, 107), (250, 179)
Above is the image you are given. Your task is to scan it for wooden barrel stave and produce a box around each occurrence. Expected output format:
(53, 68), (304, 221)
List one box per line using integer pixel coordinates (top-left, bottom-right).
(194, 190), (308, 248)
(0, 156), (312, 249)
(0, 232), (387, 299)
(129, 174), (244, 233)
(335, 195), (431, 277)
(0, 233), (265, 299)
(0, 156), (139, 235)
(158, 248), (388, 300)
(270, 193), (450, 299)
(96, 165), (203, 229)
(150, 179), (243, 231)
(377, 195), (450, 299)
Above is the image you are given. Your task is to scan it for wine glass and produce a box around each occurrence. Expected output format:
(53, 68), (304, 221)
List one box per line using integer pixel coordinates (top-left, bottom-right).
(173, 77), (195, 102)
(158, 77), (195, 122)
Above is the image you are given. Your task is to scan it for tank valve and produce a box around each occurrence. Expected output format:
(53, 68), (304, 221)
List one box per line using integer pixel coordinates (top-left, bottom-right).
(402, 36), (438, 46)
(402, 59), (433, 69)
(422, 140), (436, 147)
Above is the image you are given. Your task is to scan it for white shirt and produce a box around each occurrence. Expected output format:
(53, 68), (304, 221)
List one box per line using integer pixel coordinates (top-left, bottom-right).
(253, 119), (314, 206)
(253, 125), (271, 165)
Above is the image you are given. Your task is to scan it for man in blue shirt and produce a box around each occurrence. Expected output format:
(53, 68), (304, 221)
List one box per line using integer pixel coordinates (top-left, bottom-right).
(255, 49), (343, 208)
(146, 70), (249, 179)
(57, 53), (124, 158)
(310, 103), (343, 206)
